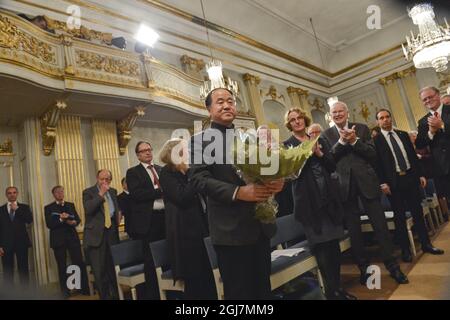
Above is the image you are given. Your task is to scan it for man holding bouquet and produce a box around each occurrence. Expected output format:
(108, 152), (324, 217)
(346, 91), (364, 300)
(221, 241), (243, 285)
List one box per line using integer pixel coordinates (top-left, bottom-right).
(189, 88), (284, 300)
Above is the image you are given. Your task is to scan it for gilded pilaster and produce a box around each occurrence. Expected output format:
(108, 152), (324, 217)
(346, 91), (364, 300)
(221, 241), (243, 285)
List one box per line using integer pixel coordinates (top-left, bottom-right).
(23, 118), (50, 285)
(287, 87), (311, 119)
(243, 73), (265, 125)
(40, 100), (67, 156)
(55, 116), (87, 228)
(92, 120), (122, 192)
(397, 67), (427, 124)
(380, 74), (411, 131)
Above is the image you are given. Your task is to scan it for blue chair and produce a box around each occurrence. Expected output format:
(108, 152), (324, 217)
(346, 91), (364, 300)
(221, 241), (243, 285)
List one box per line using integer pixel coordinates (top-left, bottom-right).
(149, 239), (184, 300)
(360, 194), (417, 256)
(110, 240), (145, 300)
(424, 179), (444, 225)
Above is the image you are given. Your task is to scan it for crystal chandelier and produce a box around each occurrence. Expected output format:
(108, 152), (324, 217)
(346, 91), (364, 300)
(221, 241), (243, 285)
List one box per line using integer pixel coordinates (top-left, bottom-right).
(199, 0), (238, 100)
(402, 3), (450, 73)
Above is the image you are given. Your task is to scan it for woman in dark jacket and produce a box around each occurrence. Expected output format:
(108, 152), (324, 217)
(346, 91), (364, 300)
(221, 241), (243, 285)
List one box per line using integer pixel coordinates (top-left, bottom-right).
(159, 138), (216, 299)
(285, 110), (356, 300)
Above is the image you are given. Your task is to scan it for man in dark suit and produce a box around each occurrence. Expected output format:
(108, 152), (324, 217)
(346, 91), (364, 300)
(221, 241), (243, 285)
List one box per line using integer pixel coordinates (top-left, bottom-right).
(44, 185), (89, 297)
(189, 88), (284, 299)
(416, 86), (450, 220)
(82, 169), (120, 300)
(117, 177), (133, 239)
(0, 186), (33, 287)
(126, 141), (165, 299)
(374, 109), (444, 261)
(322, 101), (408, 285)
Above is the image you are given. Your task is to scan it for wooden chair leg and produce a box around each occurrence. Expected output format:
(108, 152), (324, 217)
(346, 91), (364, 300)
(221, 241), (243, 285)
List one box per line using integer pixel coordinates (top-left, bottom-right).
(407, 229), (417, 257)
(131, 287), (138, 300)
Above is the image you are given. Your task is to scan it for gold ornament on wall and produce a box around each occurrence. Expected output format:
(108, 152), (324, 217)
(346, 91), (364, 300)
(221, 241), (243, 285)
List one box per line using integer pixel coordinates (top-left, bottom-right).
(117, 106), (146, 155)
(44, 16), (113, 45)
(308, 97), (325, 112)
(76, 50), (141, 77)
(40, 100), (68, 156)
(0, 15), (55, 63)
(0, 138), (13, 155)
(265, 85), (285, 101)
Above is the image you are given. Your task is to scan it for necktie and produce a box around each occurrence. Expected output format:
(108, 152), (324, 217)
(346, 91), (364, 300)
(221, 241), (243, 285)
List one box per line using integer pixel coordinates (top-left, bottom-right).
(388, 132), (408, 172)
(148, 165), (161, 189)
(103, 194), (112, 229)
(434, 111), (439, 118)
(9, 209), (15, 222)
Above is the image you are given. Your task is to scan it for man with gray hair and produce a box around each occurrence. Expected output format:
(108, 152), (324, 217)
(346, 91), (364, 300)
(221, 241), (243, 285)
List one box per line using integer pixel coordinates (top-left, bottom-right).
(441, 94), (450, 106)
(416, 86), (450, 221)
(322, 101), (408, 285)
(307, 123), (324, 139)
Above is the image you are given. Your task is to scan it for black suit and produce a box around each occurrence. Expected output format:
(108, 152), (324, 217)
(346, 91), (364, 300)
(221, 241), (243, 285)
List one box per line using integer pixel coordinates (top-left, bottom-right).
(322, 123), (399, 273)
(189, 122), (275, 299)
(117, 192), (133, 238)
(416, 104), (450, 207)
(82, 185), (120, 300)
(0, 202), (33, 286)
(159, 166), (216, 299)
(126, 163), (165, 299)
(44, 201), (88, 295)
(374, 129), (432, 253)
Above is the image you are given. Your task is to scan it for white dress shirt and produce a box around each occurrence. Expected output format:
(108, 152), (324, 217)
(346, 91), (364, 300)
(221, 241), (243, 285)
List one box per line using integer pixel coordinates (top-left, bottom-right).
(7, 201), (18, 214)
(140, 162), (165, 210)
(380, 129), (411, 172)
(428, 104), (444, 140)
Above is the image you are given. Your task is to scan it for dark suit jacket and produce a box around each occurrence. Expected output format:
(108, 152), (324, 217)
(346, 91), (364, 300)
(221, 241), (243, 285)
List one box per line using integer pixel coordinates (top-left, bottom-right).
(189, 121), (276, 246)
(82, 185), (120, 248)
(160, 166), (209, 281)
(415, 104), (450, 176)
(291, 137), (343, 234)
(374, 129), (424, 189)
(322, 122), (380, 200)
(44, 201), (81, 249)
(126, 163), (163, 236)
(0, 203), (33, 252)
(117, 192), (132, 235)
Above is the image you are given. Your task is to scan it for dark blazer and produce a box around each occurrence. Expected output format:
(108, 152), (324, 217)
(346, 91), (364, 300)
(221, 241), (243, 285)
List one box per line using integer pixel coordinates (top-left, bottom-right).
(322, 122), (380, 200)
(82, 185), (120, 248)
(374, 129), (424, 188)
(44, 201), (81, 249)
(189, 121), (276, 246)
(117, 192), (132, 235)
(0, 203), (33, 252)
(291, 138), (343, 231)
(159, 166), (209, 281)
(415, 104), (450, 176)
(126, 163), (163, 236)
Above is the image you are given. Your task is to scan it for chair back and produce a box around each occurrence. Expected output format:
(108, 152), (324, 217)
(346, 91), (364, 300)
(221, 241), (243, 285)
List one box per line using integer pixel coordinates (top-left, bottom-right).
(149, 239), (170, 269)
(270, 214), (306, 248)
(110, 240), (143, 267)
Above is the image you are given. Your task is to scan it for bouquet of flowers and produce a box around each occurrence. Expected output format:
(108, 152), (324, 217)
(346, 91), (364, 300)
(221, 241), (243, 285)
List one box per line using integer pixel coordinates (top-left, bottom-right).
(233, 128), (317, 223)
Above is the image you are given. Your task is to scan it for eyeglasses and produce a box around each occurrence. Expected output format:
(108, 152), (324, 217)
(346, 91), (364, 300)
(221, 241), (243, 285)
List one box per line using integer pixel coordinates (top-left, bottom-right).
(421, 93), (438, 103)
(138, 148), (152, 154)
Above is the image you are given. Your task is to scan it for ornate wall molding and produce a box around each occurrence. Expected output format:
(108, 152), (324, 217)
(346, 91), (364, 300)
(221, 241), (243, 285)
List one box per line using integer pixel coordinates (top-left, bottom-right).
(180, 54), (205, 79)
(0, 138), (13, 155)
(40, 100), (68, 156)
(44, 15), (113, 45)
(117, 106), (146, 155)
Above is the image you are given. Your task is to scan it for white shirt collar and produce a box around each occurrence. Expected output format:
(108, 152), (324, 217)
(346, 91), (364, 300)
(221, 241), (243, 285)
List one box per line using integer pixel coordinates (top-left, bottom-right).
(334, 121), (349, 131)
(140, 161), (154, 168)
(430, 104), (443, 116)
(380, 128), (395, 138)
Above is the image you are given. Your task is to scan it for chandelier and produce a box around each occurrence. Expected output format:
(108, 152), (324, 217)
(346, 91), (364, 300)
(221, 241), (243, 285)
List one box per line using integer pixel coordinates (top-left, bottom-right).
(199, 0), (238, 100)
(402, 3), (450, 73)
